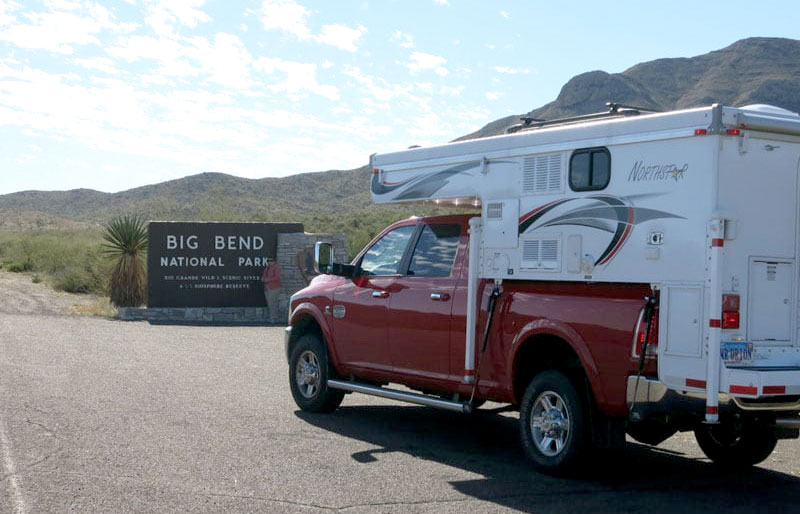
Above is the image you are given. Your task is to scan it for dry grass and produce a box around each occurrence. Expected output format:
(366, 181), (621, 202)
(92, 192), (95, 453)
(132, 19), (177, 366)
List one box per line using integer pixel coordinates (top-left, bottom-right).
(69, 298), (118, 318)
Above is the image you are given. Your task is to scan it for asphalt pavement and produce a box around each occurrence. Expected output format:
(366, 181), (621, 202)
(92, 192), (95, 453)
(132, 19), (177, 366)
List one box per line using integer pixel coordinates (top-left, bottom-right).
(1, 313), (800, 513)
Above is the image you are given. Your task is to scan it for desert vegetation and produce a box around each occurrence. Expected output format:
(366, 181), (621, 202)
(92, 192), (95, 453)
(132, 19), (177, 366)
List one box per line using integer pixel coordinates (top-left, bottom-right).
(102, 215), (148, 307)
(0, 228), (111, 294)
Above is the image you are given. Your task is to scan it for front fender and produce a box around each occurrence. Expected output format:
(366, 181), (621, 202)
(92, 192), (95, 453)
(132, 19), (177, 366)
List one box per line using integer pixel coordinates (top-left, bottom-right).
(508, 318), (606, 407)
(288, 302), (339, 369)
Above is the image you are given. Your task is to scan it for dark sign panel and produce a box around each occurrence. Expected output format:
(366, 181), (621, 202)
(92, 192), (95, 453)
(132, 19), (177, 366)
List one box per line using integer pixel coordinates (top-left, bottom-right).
(148, 222), (303, 307)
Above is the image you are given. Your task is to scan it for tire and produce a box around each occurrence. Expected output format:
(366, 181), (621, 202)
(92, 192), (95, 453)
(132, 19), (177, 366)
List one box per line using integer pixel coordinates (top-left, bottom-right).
(694, 421), (777, 467)
(519, 370), (589, 474)
(288, 334), (344, 413)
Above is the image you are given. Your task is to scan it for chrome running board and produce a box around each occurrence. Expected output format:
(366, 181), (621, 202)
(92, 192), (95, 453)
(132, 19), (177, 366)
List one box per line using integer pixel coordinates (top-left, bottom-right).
(327, 379), (472, 414)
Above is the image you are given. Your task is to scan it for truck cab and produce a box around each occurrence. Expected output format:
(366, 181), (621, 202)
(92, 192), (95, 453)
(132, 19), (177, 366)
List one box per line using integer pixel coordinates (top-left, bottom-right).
(287, 215), (471, 393)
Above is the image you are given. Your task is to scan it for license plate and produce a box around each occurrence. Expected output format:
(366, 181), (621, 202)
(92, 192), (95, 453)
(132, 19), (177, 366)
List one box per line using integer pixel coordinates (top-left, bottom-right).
(721, 341), (754, 365)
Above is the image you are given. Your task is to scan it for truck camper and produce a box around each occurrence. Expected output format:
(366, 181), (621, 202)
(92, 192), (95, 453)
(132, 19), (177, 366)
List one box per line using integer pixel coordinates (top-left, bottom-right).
(285, 103), (800, 473)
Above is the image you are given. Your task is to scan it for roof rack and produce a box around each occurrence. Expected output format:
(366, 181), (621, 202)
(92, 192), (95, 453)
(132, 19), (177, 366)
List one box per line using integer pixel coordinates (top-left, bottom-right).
(506, 102), (660, 134)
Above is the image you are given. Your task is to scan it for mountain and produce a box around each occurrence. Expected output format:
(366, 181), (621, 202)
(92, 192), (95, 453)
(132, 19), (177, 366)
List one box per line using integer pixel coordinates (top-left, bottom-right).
(458, 37), (800, 140)
(2, 37), (800, 229)
(0, 167), (373, 226)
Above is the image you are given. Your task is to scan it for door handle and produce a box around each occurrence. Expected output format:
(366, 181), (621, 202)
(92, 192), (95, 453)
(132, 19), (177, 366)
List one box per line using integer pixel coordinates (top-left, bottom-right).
(372, 290), (389, 298)
(430, 292), (450, 301)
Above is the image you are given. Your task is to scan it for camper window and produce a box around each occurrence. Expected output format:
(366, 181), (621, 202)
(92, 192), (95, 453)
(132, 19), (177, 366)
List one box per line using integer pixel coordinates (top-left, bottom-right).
(569, 147), (610, 191)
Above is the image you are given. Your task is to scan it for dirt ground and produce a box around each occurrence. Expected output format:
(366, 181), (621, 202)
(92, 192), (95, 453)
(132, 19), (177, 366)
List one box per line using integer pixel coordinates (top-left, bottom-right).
(0, 269), (108, 316)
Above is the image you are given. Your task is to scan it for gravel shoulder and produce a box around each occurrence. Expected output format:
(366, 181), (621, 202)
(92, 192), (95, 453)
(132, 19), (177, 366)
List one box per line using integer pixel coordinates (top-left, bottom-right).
(0, 269), (107, 316)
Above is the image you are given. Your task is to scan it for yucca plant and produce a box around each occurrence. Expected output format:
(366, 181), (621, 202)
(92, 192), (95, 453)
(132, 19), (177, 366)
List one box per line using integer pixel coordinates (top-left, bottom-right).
(102, 215), (148, 307)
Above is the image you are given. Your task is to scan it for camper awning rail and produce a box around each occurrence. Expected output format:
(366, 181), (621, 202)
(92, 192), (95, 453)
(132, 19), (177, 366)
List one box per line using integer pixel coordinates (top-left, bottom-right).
(736, 111), (800, 137)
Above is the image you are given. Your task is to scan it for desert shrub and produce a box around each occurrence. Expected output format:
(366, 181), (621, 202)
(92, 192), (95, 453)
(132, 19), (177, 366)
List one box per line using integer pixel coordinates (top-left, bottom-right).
(53, 268), (93, 293)
(5, 261), (31, 272)
(0, 229), (111, 295)
(102, 215), (148, 307)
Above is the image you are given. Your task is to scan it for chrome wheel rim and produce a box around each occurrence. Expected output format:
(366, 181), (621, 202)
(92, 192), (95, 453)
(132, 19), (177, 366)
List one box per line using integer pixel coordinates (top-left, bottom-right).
(295, 350), (321, 399)
(530, 390), (571, 457)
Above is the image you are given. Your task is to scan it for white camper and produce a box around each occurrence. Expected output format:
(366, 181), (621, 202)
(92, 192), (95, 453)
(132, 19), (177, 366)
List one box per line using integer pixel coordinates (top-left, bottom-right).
(370, 103), (800, 422)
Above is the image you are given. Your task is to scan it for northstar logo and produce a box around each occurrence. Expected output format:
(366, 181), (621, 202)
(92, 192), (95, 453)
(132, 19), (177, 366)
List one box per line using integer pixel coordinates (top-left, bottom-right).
(628, 160), (688, 183)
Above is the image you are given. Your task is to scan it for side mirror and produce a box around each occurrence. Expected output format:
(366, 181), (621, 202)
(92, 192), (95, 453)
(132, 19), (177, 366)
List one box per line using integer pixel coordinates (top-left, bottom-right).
(314, 242), (334, 274)
(314, 241), (355, 278)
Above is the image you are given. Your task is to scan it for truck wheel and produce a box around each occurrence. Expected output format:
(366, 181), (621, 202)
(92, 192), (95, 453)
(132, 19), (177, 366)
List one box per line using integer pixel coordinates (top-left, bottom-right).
(519, 370), (589, 474)
(694, 421), (777, 467)
(289, 334), (344, 413)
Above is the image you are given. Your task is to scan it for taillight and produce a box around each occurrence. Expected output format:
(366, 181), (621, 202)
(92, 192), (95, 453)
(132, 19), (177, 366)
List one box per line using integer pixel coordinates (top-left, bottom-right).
(633, 307), (658, 359)
(722, 294), (740, 329)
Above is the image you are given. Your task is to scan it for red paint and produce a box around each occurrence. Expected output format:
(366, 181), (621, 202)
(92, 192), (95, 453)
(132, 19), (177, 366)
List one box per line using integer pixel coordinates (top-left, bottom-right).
(730, 385), (758, 395)
(686, 378), (707, 388)
(711, 238), (724, 247)
(597, 204), (634, 265)
(709, 319), (721, 328)
(706, 406), (719, 415)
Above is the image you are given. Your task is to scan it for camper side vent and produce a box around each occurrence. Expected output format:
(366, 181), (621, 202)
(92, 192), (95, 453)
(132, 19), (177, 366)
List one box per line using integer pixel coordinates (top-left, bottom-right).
(486, 202), (503, 219)
(521, 237), (561, 270)
(523, 153), (562, 194)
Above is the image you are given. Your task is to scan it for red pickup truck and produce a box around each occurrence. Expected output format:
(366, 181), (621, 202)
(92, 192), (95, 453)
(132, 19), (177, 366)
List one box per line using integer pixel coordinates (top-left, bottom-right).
(285, 214), (792, 473)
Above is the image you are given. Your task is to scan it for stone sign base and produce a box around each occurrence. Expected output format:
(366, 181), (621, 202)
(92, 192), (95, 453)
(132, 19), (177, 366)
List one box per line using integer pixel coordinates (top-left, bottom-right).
(118, 307), (279, 325)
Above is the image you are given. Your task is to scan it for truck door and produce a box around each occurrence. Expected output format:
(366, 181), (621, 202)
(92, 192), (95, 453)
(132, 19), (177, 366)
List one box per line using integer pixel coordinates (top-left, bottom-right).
(331, 224), (416, 374)
(388, 223), (462, 382)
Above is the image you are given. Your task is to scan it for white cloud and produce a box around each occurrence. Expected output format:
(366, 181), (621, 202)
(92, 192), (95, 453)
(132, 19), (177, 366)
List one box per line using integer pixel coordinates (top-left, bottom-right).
(492, 66), (531, 75)
(485, 92), (500, 101)
(259, 0), (365, 51)
(439, 85), (464, 96)
(260, 0), (312, 39)
(409, 112), (450, 139)
(500, 10), (509, 19)
(73, 57), (117, 74)
(405, 51), (448, 76)
(109, 31), (256, 91)
(194, 33), (254, 89)
(343, 65), (415, 104)
(1, 9), (97, 53)
(0, 1), (137, 53)
(160, 0), (210, 27)
(0, 0), (511, 194)
(254, 57), (339, 100)
(316, 23), (366, 52)
(0, 1), (17, 26)
(143, 0), (210, 37)
(433, 0), (450, 5)
(391, 30), (414, 49)
(107, 35), (200, 79)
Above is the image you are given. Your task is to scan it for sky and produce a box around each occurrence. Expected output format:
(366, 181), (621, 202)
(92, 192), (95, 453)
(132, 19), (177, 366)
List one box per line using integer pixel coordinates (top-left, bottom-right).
(0, 1), (798, 195)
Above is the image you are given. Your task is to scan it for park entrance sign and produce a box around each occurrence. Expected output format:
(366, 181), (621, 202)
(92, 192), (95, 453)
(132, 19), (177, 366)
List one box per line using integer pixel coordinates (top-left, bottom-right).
(148, 222), (303, 308)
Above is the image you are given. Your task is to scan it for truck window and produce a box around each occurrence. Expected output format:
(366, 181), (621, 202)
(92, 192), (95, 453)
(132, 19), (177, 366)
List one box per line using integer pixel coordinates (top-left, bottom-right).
(407, 224), (460, 277)
(569, 147), (610, 191)
(359, 225), (416, 276)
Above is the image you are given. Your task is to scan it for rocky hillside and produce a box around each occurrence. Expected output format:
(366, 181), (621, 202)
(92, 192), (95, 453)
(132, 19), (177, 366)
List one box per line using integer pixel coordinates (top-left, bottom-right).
(2, 37), (799, 227)
(0, 167), (372, 226)
(459, 37), (800, 139)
